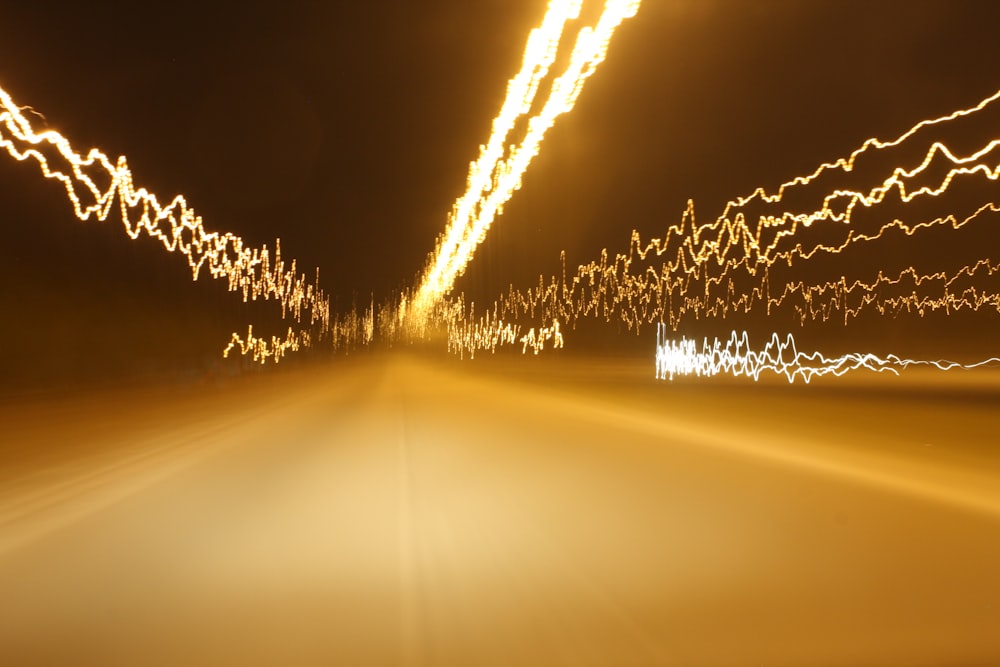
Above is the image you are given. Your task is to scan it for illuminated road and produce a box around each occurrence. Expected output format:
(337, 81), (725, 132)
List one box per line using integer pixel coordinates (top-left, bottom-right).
(2, 355), (999, 665)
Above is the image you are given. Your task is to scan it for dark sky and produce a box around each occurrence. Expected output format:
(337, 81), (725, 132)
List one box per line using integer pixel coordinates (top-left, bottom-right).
(2, 1), (1000, 387)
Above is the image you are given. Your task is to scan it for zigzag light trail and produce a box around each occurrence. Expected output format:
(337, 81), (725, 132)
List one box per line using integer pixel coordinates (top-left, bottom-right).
(443, 252), (1000, 361)
(0, 84), (332, 361)
(407, 0), (583, 321)
(442, 84), (1000, 379)
(407, 0), (642, 321)
(654, 327), (1000, 384)
(6, 8), (1000, 666)
(1, 2), (999, 385)
(0, 1), (642, 364)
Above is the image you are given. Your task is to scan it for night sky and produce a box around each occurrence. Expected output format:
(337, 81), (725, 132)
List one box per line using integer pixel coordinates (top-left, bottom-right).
(2, 1), (1000, 389)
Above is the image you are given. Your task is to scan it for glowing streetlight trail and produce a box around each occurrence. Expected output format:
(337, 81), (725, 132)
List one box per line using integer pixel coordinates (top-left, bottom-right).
(223, 326), (312, 365)
(408, 0), (642, 320)
(654, 326), (1000, 384)
(442, 84), (1000, 375)
(0, 84), (331, 359)
(0, 1), (641, 362)
(411, 0), (584, 320)
(2, 2), (1000, 384)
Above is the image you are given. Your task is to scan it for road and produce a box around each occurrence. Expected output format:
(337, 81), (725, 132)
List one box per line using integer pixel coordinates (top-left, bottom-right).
(1, 352), (999, 666)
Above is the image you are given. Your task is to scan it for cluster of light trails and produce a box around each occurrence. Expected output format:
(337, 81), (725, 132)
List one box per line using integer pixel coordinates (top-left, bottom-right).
(654, 326), (1000, 384)
(3, 2), (1000, 384)
(0, 85), (333, 360)
(441, 86), (1000, 378)
(444, 307), (564, 359)
(407, 0), (642, 321)
(223, 326), (312, 365)
(0, 1), (641, 365)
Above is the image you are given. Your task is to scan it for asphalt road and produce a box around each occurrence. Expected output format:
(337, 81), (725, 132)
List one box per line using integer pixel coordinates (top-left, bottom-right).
(1, 353), (999, 666)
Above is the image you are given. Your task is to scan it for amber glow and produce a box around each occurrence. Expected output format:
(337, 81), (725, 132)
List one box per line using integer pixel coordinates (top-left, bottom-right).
(223, 326), (313, 365)
(4, 6), (1000, 665)
(2, 3), (999, 382)
(408, 0), (642, 320)
(0, 2), (642, 363)
(444, 86), (1000, 377)
(0, 85), (332, 361)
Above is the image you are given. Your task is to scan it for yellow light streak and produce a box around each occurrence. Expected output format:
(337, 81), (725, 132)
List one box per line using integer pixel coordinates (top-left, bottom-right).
(5, 5), (1000, 384)
(223, 326), (312, 365)
(409, 0), (642, 320)
(654, 326), (1000, 384)
(521, 319), (564, 355)
(442, 85), (1000, 362)
(0, 84), (330, 361)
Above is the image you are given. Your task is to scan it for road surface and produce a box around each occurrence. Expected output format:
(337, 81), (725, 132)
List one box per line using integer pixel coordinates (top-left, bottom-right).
(2, 353), (999, 665)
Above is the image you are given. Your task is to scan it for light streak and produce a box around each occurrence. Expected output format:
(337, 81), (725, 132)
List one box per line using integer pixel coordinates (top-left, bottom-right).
(223, 326), (312, 365)
(521, 319), (564, 355)
(0, 84), (330, 361)
(443, 316), (563, 359)
(4, 5), (999, 385)
(445, 304), (521, 360)
(654, 326), (1000, 384)
(443, 84), (1000, 363)
(408, 0), (642, 320)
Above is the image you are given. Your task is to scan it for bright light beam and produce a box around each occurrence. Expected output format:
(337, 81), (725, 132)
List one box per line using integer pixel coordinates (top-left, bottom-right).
(441, 85), (1000, 360)
(0, 84), (331, 361)
(655, 326), (1000, 384)
(408, 0), (642, 321)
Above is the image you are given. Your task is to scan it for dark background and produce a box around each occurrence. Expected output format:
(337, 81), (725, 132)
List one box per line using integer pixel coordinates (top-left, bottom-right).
(2, 1), (1000, 391)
